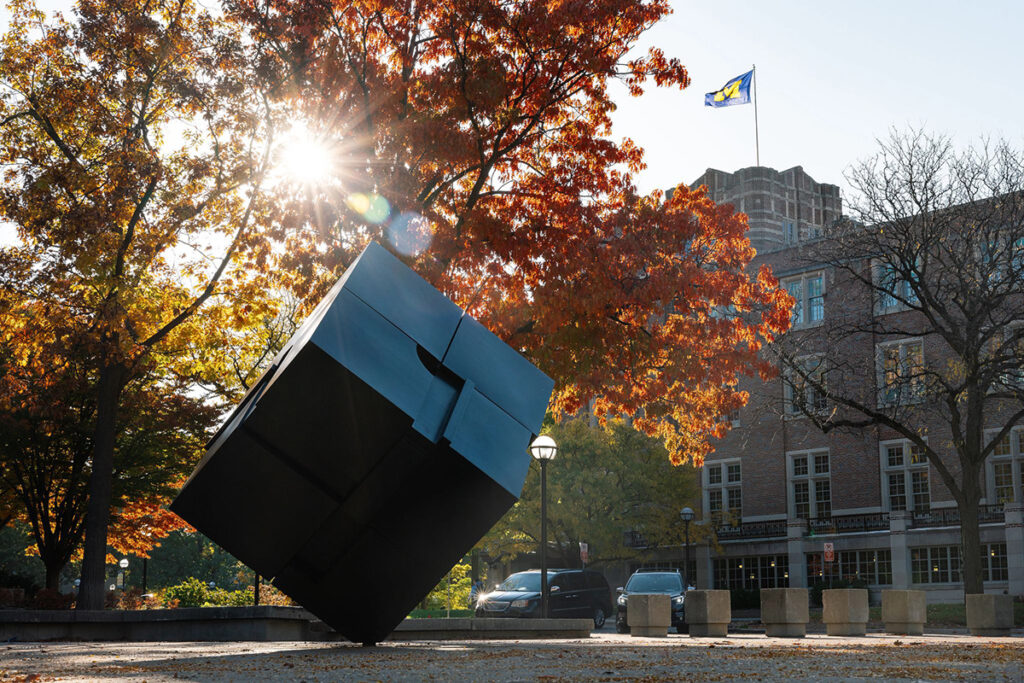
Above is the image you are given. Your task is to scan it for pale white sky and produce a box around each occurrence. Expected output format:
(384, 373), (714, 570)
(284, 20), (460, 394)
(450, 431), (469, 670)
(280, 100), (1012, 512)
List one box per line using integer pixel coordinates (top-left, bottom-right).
(4, 1), (1023, 208)
(612, 1), (1024, 197)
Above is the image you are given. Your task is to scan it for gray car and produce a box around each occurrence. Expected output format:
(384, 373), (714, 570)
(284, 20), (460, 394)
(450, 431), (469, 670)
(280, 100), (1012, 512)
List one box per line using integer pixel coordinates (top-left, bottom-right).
(615, 569), (687, 633)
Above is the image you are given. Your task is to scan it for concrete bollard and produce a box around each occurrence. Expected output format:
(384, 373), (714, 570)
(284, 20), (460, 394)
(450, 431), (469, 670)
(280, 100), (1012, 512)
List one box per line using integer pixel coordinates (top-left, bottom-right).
(966, 594), (1014, 636)
(881, 590), (926, 635)
(627, 593), (671, 637)
(685, 590), (731, 637)
(822, 588), (869, 636)
(760, 588), (809, 638)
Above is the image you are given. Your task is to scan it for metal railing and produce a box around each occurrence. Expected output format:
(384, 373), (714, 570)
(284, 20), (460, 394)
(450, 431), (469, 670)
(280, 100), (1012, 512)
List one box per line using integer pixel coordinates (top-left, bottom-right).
(806, 512), (890, 536)
(714, 519), (787, 540)
(910, 504), (1004, 528)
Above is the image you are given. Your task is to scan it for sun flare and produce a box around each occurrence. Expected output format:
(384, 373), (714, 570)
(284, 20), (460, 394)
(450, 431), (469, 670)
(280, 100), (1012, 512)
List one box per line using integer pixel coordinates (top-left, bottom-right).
(277, 123), (334, 186)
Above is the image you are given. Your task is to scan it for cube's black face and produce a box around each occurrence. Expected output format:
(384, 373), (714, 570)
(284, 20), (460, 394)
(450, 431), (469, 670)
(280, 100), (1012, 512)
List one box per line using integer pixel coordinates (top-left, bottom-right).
(171, 242), (554, 645)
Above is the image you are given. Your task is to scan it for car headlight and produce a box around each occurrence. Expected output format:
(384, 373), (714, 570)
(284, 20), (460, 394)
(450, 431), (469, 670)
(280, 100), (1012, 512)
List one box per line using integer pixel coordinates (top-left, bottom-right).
(672, 595), (685, 606)
(511, 599), (533, 608)
(617, 595), (627, 607)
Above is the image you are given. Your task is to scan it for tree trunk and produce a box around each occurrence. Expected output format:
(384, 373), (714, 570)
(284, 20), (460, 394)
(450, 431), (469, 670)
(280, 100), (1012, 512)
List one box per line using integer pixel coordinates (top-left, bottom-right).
(76, 362), (127, 610)
(958, 464), (984, 595)
(44, 556), (64, 592)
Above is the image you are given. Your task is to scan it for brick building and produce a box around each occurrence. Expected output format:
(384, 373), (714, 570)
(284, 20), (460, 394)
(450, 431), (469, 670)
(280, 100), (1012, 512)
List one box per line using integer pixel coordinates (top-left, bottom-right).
(630, 165), (1024, 603)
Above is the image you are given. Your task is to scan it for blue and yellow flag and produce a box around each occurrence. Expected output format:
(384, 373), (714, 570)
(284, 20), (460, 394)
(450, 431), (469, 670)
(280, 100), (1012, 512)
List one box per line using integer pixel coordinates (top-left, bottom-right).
(705, 70), (753, 108)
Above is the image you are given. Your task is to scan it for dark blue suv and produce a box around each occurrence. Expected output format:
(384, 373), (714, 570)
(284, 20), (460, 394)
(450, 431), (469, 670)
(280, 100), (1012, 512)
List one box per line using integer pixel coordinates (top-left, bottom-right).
(615, 569), (687, 633)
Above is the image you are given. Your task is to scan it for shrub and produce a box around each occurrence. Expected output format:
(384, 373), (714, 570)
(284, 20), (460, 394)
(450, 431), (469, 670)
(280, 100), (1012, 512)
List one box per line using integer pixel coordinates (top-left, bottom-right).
(0, 587), (26, 608)
(32, 588), (73, 610)
(730, 587), (760, 610)
(163, 577), (210, 608)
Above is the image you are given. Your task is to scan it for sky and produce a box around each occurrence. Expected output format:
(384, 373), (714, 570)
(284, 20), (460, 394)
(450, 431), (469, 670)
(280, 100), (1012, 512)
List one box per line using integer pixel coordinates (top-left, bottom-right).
(610, 1), (1024, 197)
(3, 0), (1024, 206)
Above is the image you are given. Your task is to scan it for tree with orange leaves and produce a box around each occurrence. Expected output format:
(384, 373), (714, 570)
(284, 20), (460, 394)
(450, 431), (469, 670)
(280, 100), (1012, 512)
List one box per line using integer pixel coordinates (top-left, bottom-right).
(0, 0), (275, 606)
(230, 0), (792, 464)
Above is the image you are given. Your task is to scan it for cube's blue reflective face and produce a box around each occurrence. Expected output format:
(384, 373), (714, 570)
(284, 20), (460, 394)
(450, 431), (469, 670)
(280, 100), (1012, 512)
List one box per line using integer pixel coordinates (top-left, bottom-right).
(172, 241), (554, 645)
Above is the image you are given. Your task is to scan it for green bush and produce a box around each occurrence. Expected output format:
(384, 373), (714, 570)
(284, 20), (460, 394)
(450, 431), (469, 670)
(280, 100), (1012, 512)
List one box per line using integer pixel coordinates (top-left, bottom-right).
(423, 561), (472, 610)
(162, 577), (253, 607)
(163, 577), (210, 607)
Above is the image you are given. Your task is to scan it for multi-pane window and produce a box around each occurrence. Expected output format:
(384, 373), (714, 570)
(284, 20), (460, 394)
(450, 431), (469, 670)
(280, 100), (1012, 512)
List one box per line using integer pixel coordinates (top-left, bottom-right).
(807, 550), (892, 585)
(782, 271), (825, 327)
(789, 450), (831, 520)
(911, 544), (1009, 584)
(876, 261), (920, 311)
(713, 555), (789, 590)
(786, 355), (827, 415)
(705, 461), (741, 521)
(882, 440), (930, 513)
(985, 428), (1023, 504)
(878, 339), (925, 405)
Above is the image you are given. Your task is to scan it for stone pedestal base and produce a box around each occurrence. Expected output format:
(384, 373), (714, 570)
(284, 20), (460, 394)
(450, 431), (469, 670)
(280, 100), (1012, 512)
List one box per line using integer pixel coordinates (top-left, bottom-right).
(881, 590), (926, 635)
(966, 594), (1014, 636)
(685, 590), (731, 638)
(627, 594), (670, 638)
(823, 589), (868, 636)
(760, 588), (809, 639)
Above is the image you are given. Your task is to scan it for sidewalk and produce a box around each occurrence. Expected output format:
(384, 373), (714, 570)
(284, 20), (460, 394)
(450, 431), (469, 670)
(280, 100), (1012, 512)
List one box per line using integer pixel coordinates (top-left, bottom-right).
(3, 631), (1024, 681)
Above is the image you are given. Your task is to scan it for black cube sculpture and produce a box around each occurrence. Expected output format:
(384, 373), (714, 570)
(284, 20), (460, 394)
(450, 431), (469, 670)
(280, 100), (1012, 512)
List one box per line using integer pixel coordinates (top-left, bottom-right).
(171, 242), (554, 645)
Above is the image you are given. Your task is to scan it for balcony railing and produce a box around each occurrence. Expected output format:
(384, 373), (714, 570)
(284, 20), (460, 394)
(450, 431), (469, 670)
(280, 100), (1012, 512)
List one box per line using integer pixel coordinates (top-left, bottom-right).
(806, 512), (890, 536)
(715, 519), (787, 540)
(910, 504), (1004, 528)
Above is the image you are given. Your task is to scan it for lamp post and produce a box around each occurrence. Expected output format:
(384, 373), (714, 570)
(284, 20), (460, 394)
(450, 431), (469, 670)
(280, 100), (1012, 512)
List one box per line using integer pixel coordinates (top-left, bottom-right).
(680, 507), (694, 589)
(530, 435), (557, 618)
(118, 557), (129, 589)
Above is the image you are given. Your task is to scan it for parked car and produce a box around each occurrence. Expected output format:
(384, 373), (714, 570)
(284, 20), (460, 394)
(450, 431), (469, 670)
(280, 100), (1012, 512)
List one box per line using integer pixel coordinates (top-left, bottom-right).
(615, 569), (687, 633)
(474, 569), (613, 628)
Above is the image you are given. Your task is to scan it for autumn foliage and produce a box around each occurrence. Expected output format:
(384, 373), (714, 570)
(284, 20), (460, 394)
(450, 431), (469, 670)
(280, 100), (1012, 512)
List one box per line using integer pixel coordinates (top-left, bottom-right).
(0, 0), (789, 600)
(232, 0), (791, 464)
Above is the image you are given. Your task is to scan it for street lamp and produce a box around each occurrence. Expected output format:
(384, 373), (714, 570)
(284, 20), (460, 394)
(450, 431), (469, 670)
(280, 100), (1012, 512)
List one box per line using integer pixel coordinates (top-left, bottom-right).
(530, 435), (557, 618)
(680, 507), (694, 589)
(118, 557), (129, 589)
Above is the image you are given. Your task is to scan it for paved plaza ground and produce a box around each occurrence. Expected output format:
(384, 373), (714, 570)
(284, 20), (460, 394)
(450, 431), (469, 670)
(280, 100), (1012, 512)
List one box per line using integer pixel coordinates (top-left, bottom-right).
(3, 631), (1024, 682)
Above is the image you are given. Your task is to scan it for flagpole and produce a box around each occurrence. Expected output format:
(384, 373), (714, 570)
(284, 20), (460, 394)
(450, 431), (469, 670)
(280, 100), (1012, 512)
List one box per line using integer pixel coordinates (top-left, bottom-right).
(752, 64), (760, 166)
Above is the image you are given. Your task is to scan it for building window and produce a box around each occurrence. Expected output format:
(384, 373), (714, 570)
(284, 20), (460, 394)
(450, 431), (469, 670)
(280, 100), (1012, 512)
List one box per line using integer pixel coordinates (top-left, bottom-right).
(985, 428), (1023, 504)
(782, 271), (825, 327)
(881, 440), (930, 513)
(878, 338), (925, 406)
(705, 460), (741, 521)
(991, 323), (1024, 390)
(876, 261), (920, 312)
(713, 555), (789, 590)
(807, 550), (892, 585)
(789, 450), (831, 520)
(911, 544), (1009, 584)
(785, 355), (827, 415)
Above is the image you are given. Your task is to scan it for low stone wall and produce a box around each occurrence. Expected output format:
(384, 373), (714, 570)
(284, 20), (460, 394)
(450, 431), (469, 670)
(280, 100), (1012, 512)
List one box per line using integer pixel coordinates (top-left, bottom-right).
(0, 606), (319, 642)
(0, 609), (593, 643)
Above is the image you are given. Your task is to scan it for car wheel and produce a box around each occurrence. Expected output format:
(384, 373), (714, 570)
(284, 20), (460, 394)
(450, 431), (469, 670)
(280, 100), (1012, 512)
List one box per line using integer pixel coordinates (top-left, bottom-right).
(593, 607), (606, 629)
(615, 621), (629, 634)
(676, 624), (689, 634)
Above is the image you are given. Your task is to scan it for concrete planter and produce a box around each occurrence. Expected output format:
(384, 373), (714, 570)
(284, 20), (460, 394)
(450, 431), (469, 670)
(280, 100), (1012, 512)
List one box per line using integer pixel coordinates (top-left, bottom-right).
(685, 590), (731, 637)
(965, 594), (1014, 636)
(822, 589), (869, 636)
(627, 593), (671, 637)
(881, 590), (926, 635)
(760, 588), (808, 638)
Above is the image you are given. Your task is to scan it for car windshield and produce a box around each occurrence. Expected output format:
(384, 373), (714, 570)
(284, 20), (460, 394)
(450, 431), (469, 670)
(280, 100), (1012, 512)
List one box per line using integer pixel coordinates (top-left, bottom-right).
(625, 573), (682, 593)
(498, 573), (541, 592)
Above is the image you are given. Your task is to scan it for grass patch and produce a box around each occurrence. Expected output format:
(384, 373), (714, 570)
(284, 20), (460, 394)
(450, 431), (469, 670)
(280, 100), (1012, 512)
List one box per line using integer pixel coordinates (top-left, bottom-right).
(406, 608), (474, 619)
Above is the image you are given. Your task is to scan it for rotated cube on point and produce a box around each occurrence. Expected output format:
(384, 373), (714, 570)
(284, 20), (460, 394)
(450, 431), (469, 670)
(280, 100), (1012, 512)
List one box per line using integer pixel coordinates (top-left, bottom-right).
(171, 242), (554, 645)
